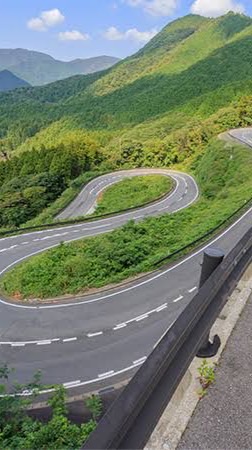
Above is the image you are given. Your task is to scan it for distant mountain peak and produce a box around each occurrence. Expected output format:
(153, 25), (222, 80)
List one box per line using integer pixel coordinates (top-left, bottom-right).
(0, 69), (30, 92)
(0, 49), (120, 86)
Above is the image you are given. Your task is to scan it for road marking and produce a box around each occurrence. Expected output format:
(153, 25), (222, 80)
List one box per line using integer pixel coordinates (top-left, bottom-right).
(63, 380), (81, 387)
(0, 173), (250, 312)
(98, 370), (115, 378)
(116, 302), (169, 328)
(113, 324), (127, 330)
(37, 340), (52, 345)
(133, 357), (147, 365)
(153, 320), (176, 349)
(87, 331), (103, 338)
(188, 286), (197, 294)
(156, 303), (168, 312)
(62, 337), (77, 343)
(135, 314), (149, 322)
(0, 338), (60, 346)
(2, 359), (148, 397)
(173, 295), (184, 303)
(11, 343), (25, 347)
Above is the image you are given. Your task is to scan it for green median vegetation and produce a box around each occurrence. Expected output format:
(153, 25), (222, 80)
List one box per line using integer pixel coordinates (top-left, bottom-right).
(1, 138), (251, 300)
(93, 175), (173, 216)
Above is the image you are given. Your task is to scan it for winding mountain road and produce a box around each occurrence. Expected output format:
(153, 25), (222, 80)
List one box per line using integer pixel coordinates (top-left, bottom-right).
(0, 155), (251, 395)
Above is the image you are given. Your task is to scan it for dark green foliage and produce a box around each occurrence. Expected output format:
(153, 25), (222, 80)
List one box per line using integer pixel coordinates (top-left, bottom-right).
(0, 367), (98, 449)
(0, 173), (65, 227)
(217, 12), (252, 39)
(85, 395), (103, 421)
(2, 139), (251, 299)
(0, 13), (252, 148)
(0, 143), (104, 227)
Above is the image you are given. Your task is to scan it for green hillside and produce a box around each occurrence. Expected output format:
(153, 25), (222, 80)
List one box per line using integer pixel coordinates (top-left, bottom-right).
(0, 12), (252, 229)
(1, 13), (252, 147)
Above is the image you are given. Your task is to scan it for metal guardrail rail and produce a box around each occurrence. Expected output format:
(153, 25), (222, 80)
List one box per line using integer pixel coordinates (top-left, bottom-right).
(83, 227), (252, 450)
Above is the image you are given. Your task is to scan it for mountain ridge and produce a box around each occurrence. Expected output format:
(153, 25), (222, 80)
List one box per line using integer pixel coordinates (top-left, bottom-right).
(0, 69), (30, 92)
(0, 48), (120, 86)
(1, 13), (252, 155)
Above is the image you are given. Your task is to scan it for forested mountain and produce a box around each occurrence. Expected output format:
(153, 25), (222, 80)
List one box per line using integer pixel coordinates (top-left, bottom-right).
(0, 70), (30, 92)
(1, 12), (252, 228)
(0, 49), (120, 85)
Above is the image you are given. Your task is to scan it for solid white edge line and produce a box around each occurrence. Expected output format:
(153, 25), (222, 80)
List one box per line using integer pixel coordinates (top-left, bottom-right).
(133, 357), (147, 365)
(98, 370), (115, 378)
(153, 320), (176, 349)
(2, 360), (148, 397)
(135, 315), (149, 322)
(63, 380), (81, 387)
(0, 174), (250, 311)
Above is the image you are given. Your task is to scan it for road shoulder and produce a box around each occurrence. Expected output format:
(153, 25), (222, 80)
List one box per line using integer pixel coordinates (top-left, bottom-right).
(146, 264), (252, 450)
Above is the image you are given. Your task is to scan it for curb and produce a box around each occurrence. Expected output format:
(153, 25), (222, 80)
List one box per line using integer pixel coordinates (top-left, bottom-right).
(145, 264), (252, 450)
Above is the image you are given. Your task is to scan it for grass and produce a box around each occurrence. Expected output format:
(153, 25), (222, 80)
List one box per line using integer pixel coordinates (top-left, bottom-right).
(1, 138), (251, 300)
(22, 170), (106, 228)
(93, 175), (173, 216)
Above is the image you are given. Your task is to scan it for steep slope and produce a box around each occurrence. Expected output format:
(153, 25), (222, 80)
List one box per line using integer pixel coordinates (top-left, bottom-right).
(0, 70), (30, 91)
(0, 48), (120, 85)
(1, 13), (252, 151)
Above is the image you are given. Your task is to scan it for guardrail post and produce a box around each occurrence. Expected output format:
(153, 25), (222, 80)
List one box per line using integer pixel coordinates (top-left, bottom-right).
(196, 248), (225, 358)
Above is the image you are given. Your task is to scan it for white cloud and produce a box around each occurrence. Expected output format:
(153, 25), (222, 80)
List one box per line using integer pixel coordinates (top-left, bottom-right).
(124, 0), (178, 16)
(191, 0), (245, 17)
(27, 8), (65, 32)
(104, 26), (158, 42)
(27, 18), (46, 32)
(41, 9), (65, 27)
(58, 30), (90, 41)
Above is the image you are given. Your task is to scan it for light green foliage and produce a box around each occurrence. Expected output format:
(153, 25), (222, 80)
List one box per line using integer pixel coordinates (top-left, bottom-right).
(0, 13), (252, 296)
(0, 367), (99, 449)
(2, 138), (251, 299)
(198, 359), (216, 398)
(0, 13), (252, 154)
(94, 175), (173, 216)
(85, 395), (103, 421)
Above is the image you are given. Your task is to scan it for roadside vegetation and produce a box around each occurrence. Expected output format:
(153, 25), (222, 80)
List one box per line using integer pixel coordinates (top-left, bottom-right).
(0, 366), (100, 449)
(1, 139), (251, 300)
(93, 175), (173, 216)
(0, 141), (105, 228)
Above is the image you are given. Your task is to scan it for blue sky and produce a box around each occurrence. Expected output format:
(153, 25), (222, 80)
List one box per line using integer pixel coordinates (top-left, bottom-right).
(0, 0), (251, 61)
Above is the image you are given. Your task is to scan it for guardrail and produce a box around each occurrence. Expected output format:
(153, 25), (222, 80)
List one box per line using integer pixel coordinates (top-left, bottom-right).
(83, 226), (252, 450)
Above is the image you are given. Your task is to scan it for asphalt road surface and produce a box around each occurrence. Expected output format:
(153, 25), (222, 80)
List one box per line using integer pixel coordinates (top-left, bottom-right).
(0, 157), (251, 397)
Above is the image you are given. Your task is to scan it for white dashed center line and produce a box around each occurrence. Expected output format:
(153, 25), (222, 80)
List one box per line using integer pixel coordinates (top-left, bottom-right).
(188, 286), (198, 293)
(87, 331), (103, 338)
(173, 295), (184, 303)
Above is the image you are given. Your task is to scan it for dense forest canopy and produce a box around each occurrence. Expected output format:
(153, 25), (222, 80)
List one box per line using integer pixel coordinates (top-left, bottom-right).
(1, 12), (252, 229)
